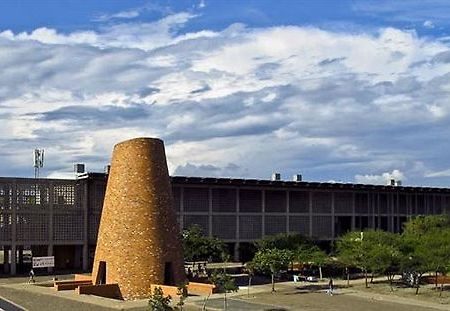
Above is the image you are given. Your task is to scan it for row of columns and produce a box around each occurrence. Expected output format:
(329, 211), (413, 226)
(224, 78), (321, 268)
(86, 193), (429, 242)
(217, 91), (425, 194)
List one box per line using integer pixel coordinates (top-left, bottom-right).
(2, 244), (89, 275)
(176, 186), (446, 261)
(2, 179), (90, 275)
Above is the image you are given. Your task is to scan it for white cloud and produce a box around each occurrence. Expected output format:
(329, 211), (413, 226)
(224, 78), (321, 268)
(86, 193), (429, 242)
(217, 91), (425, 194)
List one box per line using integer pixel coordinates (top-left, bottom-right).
(198, 0), (206, 9)
(425, 168), (450, 178)
(355, 170), (405, 185)
(94, 9), (141, 22)
(1, 12), (199, 51)
(423, 20), (435, 28)
(1, 14), (450, 185)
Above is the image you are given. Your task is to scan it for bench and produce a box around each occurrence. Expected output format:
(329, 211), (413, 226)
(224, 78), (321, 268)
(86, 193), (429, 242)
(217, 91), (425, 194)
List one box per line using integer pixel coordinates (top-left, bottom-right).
(54, 280), (93, 291)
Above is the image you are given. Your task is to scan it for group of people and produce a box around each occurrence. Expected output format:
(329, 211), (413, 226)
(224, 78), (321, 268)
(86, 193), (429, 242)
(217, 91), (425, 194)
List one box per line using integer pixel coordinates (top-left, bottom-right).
(186, 262), (209, 279)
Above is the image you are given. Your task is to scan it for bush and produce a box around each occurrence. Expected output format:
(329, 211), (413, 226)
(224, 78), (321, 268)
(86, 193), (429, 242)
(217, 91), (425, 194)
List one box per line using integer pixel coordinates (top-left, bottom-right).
(148, 286), (172, 311)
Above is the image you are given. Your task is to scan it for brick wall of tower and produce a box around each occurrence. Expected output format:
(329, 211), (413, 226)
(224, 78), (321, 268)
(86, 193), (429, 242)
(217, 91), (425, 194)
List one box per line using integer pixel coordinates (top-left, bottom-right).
(91, 137), (185, 300)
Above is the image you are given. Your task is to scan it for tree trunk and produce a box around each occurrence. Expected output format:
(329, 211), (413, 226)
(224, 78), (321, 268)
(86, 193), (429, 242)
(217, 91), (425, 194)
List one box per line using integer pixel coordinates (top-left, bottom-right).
(224, 291), (227, 310)
(388, 274), (393, 292)
(370, 273), (374, 284)
(202, 294), (210, 311)
(271, 273), (275, 292)
(346, 267), (350, 287)
(319, 266), (323, 280)
(435, 271), (438, 289)
(415, 274), (421, 295)
(364, 270), (368, 288)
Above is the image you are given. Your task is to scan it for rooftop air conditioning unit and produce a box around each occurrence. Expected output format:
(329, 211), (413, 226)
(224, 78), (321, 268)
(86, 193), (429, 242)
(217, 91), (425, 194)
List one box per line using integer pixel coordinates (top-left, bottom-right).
(293, 174), (302, 182)
(271, 172), (281, 181)
(74, 163), (85, 174)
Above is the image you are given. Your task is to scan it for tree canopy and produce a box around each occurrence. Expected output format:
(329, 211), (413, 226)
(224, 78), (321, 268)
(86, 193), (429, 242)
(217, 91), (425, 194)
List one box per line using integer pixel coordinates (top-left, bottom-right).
(254, 233), (310, 251)
(252, 248), (293, 292)
(335, 216), (450, 293)
(181, 225), (226, 262)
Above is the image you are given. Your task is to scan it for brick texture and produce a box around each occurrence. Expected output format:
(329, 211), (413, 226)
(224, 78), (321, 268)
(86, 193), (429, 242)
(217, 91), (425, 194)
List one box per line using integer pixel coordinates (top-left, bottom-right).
(92, 137), (185, 300)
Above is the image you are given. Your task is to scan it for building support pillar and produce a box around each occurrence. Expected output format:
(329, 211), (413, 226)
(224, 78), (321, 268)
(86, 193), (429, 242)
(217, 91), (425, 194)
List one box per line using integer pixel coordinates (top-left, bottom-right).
(233, 242), (240, 262)
(309, 192), (313, 237)
(235, 188), (240, 262)
(3, 246), (10, 274)
(82, 244), (88, 272)
(47, 244), (53, 273)
(48, 180), (54, 274)
(351, 192), (356, 231)
(10, 244), (16, 275)
(82, 179), (89, 272)
(261, 190), (266, 237)
(18, 247), (24, 266)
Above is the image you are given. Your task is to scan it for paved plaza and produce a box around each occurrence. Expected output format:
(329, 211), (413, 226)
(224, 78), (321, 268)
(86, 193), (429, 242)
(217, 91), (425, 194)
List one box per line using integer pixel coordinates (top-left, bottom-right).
(0, 275), (448, 311)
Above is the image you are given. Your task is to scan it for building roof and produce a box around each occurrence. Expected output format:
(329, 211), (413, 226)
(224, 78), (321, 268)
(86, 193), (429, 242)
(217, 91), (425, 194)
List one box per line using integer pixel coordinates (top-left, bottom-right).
(170, 176), (450, 193)
(2, 173), (450, 193)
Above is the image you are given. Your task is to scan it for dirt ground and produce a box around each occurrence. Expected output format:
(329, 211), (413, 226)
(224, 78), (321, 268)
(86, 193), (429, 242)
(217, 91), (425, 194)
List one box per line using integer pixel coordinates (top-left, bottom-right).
(351, 280), (450, 306)
(227, 285), (447, 311)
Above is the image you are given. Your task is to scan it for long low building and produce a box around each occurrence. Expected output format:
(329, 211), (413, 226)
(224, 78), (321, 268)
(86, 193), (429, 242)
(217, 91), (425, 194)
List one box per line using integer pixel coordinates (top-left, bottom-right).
(1, 172), (449, 275)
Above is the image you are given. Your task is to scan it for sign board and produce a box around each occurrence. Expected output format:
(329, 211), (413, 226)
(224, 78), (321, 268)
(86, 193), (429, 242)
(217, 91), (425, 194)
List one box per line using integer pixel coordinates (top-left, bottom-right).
(32, 256), (55, 268)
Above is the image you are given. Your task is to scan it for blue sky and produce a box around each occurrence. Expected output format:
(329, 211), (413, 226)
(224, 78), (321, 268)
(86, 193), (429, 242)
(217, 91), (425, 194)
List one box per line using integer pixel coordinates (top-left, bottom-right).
(1, 0), (450, 186)
(1, 1), (449, 36)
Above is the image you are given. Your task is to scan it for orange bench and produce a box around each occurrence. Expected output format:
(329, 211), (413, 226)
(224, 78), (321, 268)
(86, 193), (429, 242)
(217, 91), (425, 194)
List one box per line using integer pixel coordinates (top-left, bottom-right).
(54, 280), (93, 291)
(187, 282), (217, 295)
(423, 276), (450, 284)
(76, 283), (123, 300)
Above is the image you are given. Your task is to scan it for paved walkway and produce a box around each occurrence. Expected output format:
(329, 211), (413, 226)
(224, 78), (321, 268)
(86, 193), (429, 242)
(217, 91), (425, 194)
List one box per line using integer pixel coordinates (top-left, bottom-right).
(0, 297), (26, 311)
(0, 274), (448, 311)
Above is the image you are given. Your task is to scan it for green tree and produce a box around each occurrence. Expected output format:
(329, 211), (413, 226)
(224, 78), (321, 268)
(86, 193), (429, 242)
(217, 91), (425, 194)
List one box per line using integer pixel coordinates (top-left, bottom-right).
(421, 229), (450, 291)
(401, 216), (450, 294)
(252, 248), (293, 292)
(403, 215), (450, 235)
(148, 286), (173, 311)
(295, 244), (328, 280)
(399, 230), (430, 295)
(336, 231), (370, 288)
(182, 225), (226, 264)
(175, 282), (188, 311)
(255, 233), (310, 251)
(244, 261), (255, 297)
(365, 231), (401, 291)
(209, 267), (238, 310)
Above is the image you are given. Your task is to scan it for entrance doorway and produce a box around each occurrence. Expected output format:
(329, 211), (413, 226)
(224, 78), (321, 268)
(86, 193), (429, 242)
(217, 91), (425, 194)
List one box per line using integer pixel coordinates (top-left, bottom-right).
(97, 261), (106, 284)
(164, 262), (174, 285)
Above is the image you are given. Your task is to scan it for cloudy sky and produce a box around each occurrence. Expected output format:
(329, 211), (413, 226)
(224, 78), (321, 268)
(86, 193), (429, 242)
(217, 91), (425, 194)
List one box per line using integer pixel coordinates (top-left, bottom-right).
(1, 0), (450, 186)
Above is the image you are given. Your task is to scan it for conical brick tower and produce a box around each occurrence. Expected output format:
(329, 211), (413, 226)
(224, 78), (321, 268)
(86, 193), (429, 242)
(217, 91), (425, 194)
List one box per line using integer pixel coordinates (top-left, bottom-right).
(92, 137), (185, 300)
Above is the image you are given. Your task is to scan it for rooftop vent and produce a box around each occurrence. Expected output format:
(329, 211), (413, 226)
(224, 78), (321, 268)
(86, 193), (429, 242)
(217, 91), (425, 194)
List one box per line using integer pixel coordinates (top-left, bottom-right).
(293, 174), (302, 182)
(389, 179), (403, 186)
(271, 172), (281, 181)
(74, 163), (85, 174)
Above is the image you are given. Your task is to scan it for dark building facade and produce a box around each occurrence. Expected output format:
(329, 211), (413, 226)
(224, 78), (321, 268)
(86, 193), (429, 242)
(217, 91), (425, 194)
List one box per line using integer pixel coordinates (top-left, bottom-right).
(1, 173), (450, 275)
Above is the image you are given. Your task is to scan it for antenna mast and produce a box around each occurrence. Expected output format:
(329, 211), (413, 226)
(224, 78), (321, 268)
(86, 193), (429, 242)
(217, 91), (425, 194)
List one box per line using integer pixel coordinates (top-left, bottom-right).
(33, 149), (44, 178)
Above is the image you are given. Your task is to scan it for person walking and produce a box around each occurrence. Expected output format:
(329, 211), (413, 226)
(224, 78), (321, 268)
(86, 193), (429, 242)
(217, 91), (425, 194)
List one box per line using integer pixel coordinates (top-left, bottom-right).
(327, 277), (334, 296)
(28, 269), (35, 284)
